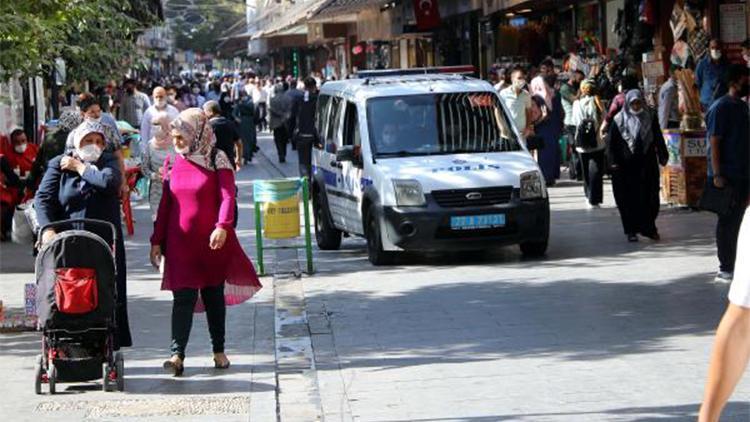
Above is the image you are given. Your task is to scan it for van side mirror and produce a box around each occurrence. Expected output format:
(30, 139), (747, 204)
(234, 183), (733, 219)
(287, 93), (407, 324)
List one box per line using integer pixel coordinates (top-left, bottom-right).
(336, 145), (356, 162)
(525, 135), (545, 151)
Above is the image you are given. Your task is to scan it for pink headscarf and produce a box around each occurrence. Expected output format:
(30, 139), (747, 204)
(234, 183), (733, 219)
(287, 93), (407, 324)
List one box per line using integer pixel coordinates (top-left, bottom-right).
(530, 75), (554, 109)
(149, 111), (173, 150)
(170, 108), (233, 171)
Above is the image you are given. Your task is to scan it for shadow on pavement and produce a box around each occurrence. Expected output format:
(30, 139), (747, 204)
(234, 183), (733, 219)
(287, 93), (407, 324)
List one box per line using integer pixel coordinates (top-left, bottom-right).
(306, 272), (728, 366)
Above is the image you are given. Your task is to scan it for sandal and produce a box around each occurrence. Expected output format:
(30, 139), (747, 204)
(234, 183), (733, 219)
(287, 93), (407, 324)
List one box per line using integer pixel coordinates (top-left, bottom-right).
(213, 354), (231, 369)
(163, 356), (184, 377)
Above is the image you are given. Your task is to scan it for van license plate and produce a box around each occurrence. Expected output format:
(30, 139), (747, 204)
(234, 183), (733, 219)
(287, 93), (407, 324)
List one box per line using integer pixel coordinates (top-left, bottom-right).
(450, 214), (506, 230)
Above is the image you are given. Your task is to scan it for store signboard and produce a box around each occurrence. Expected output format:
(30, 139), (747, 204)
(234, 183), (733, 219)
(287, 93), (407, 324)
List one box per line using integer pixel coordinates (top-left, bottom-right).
(684, 136), (707, 158)
(719, 3), (747, 44)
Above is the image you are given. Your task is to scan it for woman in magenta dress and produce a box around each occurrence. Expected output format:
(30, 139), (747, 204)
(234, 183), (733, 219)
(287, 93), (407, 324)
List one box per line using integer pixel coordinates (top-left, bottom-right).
(149, 108), (261, 376)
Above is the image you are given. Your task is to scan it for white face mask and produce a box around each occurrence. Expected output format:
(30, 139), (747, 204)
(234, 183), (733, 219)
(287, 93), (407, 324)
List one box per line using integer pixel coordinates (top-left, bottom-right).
(632, 108), (645, 116)
(152, 125), (163, 138)
(85, 116), (101, 123)
(743, 54), (750, 65)
(192, 87), (200, 94)
(154, 98), (167, 108)
(14, 143), (27, 154)
(513, 79), (525, 91)
(710, 49), (722, 60)
(78, 144), (103, 162)
(175, 145), (190, 155)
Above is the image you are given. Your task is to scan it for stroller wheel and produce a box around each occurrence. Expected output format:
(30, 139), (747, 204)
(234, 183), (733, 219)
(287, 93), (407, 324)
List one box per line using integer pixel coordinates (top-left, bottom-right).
(34, 355), (43, 395)
(115, 352), (125, 392)
(48, 363), (57, 395)
(102, 363), (111, 392)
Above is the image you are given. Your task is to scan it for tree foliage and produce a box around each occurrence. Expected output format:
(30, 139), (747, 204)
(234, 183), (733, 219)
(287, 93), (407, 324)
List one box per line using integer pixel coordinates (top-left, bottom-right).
(0, 0), (159, 84)
(168, 0), (245, 55)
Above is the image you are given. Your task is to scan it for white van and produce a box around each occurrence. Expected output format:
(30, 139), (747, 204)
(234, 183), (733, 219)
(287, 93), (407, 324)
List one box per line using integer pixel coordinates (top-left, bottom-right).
(311, 68), (549, 265)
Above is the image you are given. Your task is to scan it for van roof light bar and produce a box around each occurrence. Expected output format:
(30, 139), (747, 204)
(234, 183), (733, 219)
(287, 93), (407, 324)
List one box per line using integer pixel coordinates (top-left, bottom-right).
(356, 66), (476, 80)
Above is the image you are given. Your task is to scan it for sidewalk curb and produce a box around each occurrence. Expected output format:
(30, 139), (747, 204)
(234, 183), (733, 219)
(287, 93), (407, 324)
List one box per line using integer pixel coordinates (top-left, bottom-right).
(256, 136), (325, 421)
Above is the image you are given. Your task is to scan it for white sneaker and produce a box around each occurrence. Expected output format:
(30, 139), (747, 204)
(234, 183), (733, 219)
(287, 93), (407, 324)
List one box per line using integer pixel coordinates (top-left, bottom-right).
(714, 271), (733, 284)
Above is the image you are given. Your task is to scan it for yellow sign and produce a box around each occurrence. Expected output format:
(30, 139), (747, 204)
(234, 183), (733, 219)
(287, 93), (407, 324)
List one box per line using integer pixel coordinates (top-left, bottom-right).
(262, 195), (300, 239)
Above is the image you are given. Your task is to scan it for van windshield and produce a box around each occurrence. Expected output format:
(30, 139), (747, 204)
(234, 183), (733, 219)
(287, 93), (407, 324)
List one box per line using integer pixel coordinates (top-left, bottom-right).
(367, 92), (522, 158)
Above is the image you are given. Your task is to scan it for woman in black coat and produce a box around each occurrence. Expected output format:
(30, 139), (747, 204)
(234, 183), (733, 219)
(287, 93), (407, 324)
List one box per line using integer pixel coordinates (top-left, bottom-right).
(35, 120), (132, 348)
(607, 89), (669, 242)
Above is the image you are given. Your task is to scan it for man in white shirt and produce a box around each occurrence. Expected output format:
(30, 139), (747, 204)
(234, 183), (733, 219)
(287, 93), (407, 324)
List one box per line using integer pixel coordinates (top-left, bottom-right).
(140, 86), (179, 154)
(252, 79), (269, 132)
(499, 68), (533, 137)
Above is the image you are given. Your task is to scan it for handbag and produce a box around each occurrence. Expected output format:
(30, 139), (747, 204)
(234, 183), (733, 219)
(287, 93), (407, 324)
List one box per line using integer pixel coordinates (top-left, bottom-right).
(699, 181), (736, 216)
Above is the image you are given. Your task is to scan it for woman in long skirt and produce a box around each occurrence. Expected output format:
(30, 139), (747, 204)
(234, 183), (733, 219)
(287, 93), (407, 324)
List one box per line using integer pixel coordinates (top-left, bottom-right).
(607, 90), (669, 242)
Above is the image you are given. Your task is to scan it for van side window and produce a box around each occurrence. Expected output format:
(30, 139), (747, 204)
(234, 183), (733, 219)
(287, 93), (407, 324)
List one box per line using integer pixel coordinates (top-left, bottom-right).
(327, 97), (343, 146)
(315, 94), (331, 150)
(343, 102), (360, 147)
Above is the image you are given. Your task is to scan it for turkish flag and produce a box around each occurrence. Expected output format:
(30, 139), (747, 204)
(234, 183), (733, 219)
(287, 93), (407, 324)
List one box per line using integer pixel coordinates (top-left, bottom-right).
(413, 0), (440, 31)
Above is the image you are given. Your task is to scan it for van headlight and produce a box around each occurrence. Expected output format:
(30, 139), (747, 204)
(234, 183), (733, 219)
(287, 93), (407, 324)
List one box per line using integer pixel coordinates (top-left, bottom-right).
(520, 171), (545, 199)
(393, 179), (426, 207)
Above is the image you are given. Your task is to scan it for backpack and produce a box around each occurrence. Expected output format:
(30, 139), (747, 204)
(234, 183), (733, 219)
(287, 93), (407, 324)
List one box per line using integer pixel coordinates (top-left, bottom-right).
(575, 117), (598, 149)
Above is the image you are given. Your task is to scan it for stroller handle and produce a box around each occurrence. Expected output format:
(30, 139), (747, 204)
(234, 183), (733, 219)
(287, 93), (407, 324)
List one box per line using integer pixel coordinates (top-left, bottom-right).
(38, 219), (118, 249)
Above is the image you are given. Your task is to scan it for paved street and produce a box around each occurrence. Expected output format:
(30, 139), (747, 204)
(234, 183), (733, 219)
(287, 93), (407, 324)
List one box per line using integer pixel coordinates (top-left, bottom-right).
(1, 134), (748, 421)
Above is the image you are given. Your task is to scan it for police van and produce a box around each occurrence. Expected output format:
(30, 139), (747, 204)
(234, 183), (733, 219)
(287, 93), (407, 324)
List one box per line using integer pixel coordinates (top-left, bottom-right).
(311, 67), (549, 265)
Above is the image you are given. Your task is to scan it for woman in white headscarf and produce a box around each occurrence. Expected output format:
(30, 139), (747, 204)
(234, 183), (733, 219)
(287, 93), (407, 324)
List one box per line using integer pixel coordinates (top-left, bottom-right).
(35, 119), (132, 348)
(607, 89), (669, 242)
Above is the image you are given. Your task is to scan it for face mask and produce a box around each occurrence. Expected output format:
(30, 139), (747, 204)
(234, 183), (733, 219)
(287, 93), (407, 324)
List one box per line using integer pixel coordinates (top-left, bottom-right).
(192, 87), (200, 94)
(743, 54), (750, 65)
(168, 95), (176, 102)
(175, 145), (190, 155)
(78, 144), (103, 162)
(152, 125), (163, 138)
(85, 116), (101, 123)
(513, 80), (525, 91)
(14, 143), (27, 154)
(632, 108), (644, 116)
(155, 98), (167, 108)
(710, 49), (722, 60)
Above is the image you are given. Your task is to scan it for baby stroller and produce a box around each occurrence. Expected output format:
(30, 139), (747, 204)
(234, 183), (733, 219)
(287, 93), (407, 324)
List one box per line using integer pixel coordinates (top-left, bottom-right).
(33, 219), (124, 394)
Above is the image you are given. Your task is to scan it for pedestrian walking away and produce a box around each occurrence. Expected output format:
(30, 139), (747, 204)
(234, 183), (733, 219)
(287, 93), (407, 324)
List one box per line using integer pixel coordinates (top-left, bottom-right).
(35, 120), (133, 349)
(268, 83), (292, 163)
(149, 108), (261, 377)
(294, 77), (319, 179)
(572, 79), (605, 207)
(705, 64), (750, 284)
(117, 79), (151, 130)
(232, 90), (257, 164)
(607, 89), (669, 242)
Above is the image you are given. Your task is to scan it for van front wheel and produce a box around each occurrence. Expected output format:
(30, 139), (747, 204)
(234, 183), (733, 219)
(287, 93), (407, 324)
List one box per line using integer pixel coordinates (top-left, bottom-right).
(366, 206), (396, 266)
(313, 190), (342, 250)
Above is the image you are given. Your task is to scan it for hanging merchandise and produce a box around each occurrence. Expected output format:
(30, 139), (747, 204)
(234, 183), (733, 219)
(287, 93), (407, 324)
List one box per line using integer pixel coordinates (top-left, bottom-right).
(671, 40), (690, 67)
(670, 3), (687, 40)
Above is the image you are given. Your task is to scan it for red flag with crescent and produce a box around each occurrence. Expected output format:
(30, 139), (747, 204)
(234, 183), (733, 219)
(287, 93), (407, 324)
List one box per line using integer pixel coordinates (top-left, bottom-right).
(413, 0), (440, 31)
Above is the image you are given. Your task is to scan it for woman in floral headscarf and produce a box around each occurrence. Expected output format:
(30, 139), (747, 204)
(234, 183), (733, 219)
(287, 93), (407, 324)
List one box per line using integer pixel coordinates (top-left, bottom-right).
(35, 119), (132, 348)
(149, 108), (261, 376)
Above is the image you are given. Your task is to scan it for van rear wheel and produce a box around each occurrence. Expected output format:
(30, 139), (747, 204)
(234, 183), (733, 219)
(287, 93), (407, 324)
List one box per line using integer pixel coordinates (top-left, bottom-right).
(366, 206), (396, 266)
(313, 190), (341, 250)
(520, 239), (548, 257)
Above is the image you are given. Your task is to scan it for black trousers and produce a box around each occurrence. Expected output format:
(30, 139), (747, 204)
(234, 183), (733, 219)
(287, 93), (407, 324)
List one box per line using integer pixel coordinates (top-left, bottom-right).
(611, 156), (660, 236)
(296, 135), (314, 179)
(580, 149), (604, 205)
(273, 126), (288, 161)
(716, 181), (749, 273)
(170, 284), (226, 360)
(255, 103), (267, 131)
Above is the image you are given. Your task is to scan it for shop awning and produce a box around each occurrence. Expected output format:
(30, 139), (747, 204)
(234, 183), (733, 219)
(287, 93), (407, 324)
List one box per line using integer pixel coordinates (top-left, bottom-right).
(252, 0), (329, 39)
(311, 0), (391, 21)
